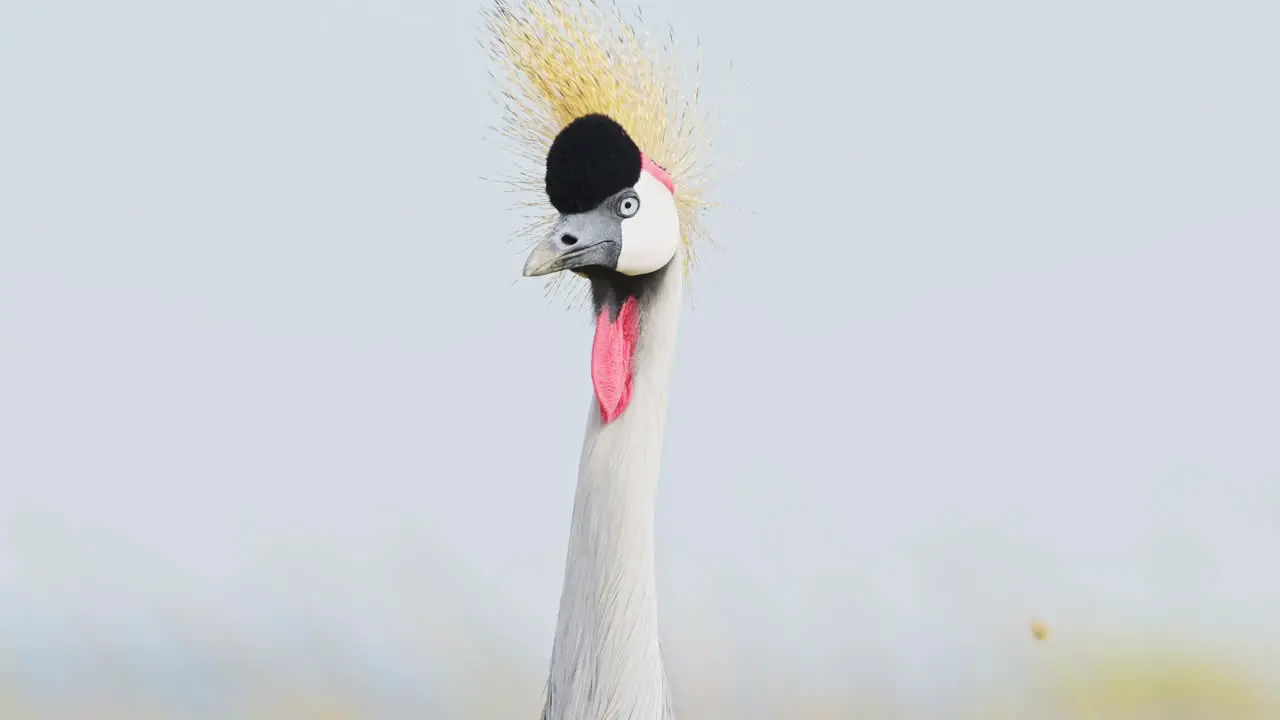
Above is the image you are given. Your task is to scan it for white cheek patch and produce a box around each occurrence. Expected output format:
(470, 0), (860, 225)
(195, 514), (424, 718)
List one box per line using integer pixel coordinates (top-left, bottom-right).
(616, 171), (680, 276)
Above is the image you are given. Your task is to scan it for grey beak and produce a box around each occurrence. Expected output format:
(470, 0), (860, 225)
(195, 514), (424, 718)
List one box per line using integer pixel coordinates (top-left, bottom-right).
(522, 210), (623, 277)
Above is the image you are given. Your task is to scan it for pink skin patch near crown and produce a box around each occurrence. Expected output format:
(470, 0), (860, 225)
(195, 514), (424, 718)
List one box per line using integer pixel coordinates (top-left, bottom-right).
(591, 296), (640, 423)
(640, 153), (675, 194)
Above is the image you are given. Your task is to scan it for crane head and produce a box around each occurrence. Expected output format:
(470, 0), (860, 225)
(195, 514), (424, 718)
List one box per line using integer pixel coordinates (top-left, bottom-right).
(486, 0), (718, 423)
(523, 114), (679, 279)
(485, 0), (715, 290)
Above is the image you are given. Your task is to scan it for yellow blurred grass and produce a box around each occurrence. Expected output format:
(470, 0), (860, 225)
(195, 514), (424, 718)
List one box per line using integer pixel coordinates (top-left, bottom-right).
(0, 622), (1275, 719)
(1029, 620), (1275, 719)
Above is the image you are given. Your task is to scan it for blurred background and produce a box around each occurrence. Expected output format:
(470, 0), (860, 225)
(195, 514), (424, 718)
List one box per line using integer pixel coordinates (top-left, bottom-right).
(2, 0), (1278, 717)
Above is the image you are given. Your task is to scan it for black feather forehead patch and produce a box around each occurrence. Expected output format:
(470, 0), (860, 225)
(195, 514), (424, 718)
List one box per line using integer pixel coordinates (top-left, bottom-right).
(545, 114), (643, 215)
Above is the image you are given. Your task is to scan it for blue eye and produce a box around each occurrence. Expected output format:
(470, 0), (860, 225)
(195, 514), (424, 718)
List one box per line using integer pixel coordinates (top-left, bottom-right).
(616, 195), (640, 218)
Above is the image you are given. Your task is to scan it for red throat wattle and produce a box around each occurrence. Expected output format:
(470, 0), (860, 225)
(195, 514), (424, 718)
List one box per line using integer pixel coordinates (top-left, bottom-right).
(590, 296), (640, 423)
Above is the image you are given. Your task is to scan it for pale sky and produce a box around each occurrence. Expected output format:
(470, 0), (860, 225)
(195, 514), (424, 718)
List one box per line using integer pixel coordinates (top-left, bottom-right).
(2, 0), (1278, 711)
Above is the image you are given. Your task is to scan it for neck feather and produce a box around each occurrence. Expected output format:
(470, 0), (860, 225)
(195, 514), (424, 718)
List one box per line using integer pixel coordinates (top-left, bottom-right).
(543, 259), (683, 720)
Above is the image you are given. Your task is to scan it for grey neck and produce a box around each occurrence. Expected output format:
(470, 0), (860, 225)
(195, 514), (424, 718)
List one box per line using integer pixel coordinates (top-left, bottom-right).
(542, 259), (684, 720)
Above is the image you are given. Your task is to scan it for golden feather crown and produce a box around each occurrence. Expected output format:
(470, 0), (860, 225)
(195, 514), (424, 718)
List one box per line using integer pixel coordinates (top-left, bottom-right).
(484, 0), (715, 279)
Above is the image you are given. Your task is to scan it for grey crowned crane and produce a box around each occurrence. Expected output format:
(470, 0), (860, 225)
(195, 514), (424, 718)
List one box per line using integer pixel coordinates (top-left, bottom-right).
(486, 1), (717, 717)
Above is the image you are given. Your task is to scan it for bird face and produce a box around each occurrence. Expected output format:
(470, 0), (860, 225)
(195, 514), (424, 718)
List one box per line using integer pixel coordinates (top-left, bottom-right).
(521, 114), (680, 423)
(523, 114), (679, 279)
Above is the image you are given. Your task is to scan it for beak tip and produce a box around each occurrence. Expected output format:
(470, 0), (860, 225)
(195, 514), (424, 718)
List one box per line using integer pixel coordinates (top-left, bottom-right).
(523, 245), (558, 277)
